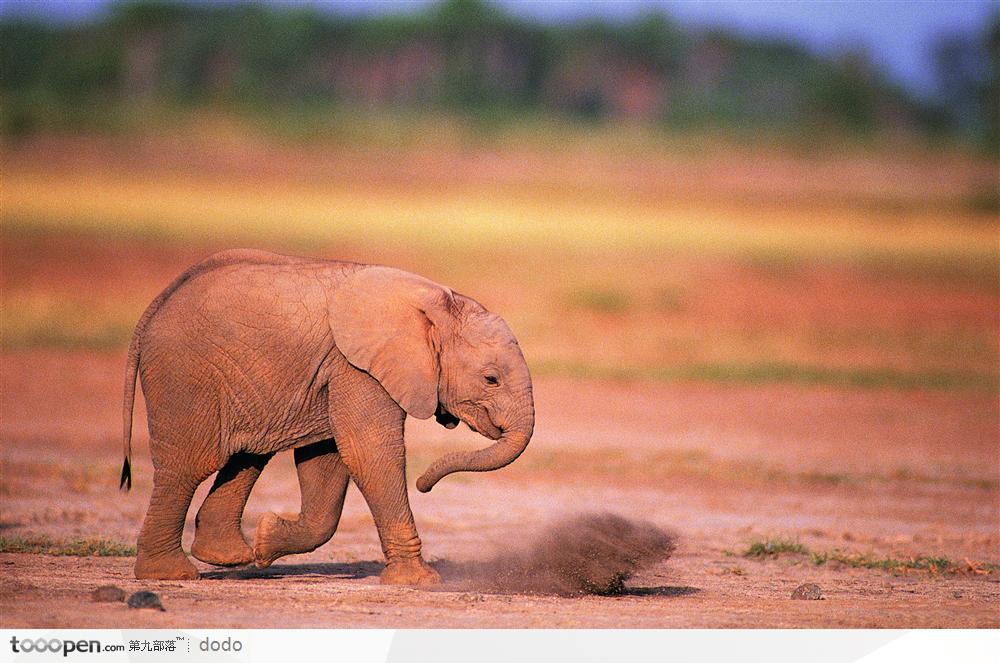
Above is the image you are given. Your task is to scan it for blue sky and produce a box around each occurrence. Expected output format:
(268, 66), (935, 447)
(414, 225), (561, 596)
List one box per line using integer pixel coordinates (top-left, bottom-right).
(2, 0), (997, 96)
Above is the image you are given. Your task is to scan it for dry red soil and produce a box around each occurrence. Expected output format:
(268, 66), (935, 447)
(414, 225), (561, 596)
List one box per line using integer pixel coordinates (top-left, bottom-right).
(1, 205), (997, 627)
(1, 348), (997, 628)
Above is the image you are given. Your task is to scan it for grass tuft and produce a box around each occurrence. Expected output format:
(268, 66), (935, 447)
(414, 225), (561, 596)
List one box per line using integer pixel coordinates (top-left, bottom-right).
(739, 537), (998, 576)
(743, 537), (809, 558)
(0, 535), (136, 557)
(808, 551), (997, 574)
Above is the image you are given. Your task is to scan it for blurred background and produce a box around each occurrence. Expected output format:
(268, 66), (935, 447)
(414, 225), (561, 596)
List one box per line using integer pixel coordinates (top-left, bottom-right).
(2, 0), (999, 147)
(1, 0), (997, 387)
(1, 4), (999, 623)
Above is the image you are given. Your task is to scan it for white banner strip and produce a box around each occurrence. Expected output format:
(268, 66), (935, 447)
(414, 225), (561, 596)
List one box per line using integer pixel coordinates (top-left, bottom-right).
(0, 629), (997, 663)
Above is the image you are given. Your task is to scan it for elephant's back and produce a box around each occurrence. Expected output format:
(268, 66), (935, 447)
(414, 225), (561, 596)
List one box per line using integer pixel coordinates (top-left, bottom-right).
(137, 254), (348, 451)
(143, 253), (341, 340)
(143, 250), (361, 335)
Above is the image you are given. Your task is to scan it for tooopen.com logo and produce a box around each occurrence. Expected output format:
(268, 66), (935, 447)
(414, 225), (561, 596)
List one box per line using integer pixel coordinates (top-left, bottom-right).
(10, 636), (125, 657)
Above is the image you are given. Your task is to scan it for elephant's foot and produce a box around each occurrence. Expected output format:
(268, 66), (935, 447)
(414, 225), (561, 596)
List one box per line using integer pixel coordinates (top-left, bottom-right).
(191, 530), (254, 567)
(252, 511), (294, 568)
(254, 509), (342, 568)
(134, 551), (199, 580)
(381, 556), (441, 586)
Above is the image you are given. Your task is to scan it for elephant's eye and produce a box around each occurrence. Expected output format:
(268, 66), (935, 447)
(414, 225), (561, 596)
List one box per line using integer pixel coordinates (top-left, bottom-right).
(484, 375), (499, 386)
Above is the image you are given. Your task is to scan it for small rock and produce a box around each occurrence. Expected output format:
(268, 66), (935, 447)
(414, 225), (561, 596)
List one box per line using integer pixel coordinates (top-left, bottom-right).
(91, 585), (125, 603)
(127, 590), (165, 611)
(791, 583), (823, 600)
(952, 591), (962, 599)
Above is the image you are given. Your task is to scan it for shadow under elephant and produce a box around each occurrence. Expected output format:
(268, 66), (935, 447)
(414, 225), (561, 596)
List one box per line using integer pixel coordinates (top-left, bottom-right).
(202, 513), (685, 598)
(202, 559), (698, 599)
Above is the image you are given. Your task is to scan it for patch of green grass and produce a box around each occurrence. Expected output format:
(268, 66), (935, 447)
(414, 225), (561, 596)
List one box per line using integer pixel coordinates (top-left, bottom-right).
(743, 537), (809, 558)
(810, 551), (966, 573)
(0, 535), (136, 557)
(534, 359), (998, 392)
(739, 538), (999, 575)
(565, 288), (631, 313)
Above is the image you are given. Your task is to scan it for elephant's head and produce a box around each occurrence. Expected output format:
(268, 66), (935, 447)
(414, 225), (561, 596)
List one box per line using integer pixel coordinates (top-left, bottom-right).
(329, 266), (534, 492)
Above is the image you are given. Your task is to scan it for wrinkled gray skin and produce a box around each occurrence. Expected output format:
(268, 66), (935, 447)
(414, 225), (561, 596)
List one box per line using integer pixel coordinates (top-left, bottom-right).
(122, 250), (534, 583)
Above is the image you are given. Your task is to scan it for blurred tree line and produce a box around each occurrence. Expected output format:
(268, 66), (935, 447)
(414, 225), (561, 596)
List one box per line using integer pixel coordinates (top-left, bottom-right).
(1, 0), (997, 150)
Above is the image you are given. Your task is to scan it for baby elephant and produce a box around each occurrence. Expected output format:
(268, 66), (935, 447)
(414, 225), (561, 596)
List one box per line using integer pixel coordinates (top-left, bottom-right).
(121, 250), (534, 583)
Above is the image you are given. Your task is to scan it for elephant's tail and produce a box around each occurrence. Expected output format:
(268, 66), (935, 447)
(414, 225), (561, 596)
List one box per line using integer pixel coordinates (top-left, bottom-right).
(121, 273), (172, 492)
(120, 331), (139, 491)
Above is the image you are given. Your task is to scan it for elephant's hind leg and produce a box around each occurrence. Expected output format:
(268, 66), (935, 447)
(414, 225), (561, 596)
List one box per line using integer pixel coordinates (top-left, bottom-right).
(253, 439), (350, 568)
(134, 464), (209, 580)
(191, 452), (272, 566)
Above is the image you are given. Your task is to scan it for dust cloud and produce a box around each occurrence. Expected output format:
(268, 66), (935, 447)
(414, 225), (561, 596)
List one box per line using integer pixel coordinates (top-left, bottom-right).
(438, 513), (676, 596)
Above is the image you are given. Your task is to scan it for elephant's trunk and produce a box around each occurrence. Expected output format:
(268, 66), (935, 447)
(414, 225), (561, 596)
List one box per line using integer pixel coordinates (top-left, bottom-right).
(415, 412), (533, 493)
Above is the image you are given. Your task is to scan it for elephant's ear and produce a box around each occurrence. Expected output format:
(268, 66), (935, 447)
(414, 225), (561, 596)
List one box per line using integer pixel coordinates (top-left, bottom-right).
(328, 266), (454, 420)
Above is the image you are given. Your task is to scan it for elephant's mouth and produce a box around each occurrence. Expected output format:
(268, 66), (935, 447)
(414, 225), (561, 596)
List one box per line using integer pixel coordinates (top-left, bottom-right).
(441, 402), (503, 440)
(434, 404), (460, 429)
(466, 407), (503, 440)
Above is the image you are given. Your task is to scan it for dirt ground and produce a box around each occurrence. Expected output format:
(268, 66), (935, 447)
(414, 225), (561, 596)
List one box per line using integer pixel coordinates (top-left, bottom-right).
(1, 347), (997, 628)
(1, 136), (998, 628)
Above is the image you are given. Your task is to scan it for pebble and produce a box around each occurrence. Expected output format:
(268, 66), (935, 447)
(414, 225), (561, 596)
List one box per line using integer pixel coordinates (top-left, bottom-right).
(91, 585), (125, 603)
(127, 590), (165, 611)
(791, 583), (823, 600)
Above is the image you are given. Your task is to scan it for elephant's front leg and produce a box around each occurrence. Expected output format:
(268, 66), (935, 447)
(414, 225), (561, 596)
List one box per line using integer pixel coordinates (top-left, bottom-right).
(329, 375), (440, 586)
(253, 439), (350, 568)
